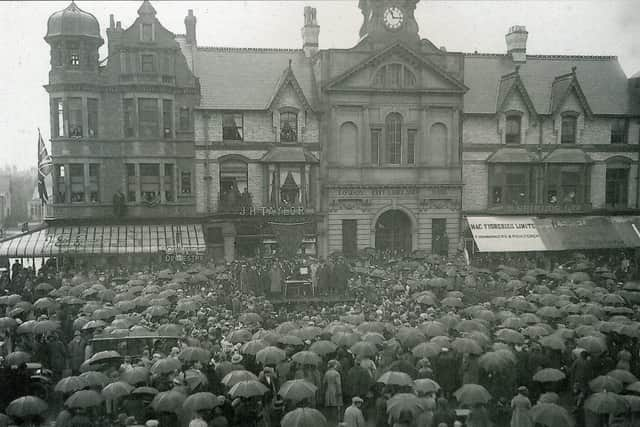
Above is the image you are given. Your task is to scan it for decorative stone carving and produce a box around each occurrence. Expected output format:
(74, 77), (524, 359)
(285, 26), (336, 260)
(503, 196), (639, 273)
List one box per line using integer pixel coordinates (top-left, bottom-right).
(329, 198), (371, 211)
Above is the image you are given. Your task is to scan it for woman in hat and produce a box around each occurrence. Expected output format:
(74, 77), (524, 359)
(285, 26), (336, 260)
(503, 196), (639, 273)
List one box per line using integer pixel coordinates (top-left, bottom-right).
(509, 386), (533, 427)
(323, 360), (343, 423)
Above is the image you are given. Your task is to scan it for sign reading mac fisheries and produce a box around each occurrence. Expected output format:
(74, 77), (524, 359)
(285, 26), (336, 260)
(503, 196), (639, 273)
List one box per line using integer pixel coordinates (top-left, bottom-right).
(467, 216), (546, 252)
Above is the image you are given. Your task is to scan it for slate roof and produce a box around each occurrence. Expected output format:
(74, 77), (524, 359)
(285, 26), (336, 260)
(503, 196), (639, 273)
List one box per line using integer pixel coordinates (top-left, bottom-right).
(487, 148), (539, 163)
(195, 47), (316, 110)
(550, 71), (593, 118)
(496, 70), (538, 118)
(464, 54), (631, 115)
(544, 148), (593, 164)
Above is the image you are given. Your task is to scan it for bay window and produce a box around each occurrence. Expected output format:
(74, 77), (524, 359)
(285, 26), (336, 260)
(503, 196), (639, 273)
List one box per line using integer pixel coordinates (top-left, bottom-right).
(489, 165), (532, 206)
(545, 164), (588, 204)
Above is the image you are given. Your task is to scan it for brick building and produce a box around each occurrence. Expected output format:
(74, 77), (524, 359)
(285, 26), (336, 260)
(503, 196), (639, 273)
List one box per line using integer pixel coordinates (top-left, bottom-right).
(462, 26), (640, 252)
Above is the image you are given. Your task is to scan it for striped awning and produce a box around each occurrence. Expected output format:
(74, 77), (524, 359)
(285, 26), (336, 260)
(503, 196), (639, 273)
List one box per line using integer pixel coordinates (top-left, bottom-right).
(0, 224), (205, 258)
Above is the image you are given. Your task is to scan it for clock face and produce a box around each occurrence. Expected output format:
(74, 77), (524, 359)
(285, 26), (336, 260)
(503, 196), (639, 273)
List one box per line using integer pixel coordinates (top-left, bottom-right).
(383, 6), (404, 30)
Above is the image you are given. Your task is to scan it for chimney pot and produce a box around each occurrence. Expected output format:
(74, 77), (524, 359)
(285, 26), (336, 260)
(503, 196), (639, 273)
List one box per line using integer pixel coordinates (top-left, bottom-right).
(301, 6), (320, 58)
(185, 9), (197, 45)
(506, 25), (528, 63)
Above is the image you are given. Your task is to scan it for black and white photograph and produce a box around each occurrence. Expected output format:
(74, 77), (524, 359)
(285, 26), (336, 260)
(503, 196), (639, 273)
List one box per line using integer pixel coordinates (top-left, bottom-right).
(0, 0), (639, 426)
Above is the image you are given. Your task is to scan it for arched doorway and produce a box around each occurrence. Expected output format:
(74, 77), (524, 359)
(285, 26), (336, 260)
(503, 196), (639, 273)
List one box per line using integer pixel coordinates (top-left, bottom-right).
(375, 210), (412, 253)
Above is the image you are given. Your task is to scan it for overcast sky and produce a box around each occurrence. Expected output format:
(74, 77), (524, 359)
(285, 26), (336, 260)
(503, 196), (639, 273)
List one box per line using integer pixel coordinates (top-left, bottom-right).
(1, 0), (638, 170)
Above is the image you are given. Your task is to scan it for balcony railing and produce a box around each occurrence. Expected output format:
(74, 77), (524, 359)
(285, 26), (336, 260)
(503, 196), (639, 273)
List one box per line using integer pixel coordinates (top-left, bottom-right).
(119, 73), (175, 85)
(486, 202), (593, 214)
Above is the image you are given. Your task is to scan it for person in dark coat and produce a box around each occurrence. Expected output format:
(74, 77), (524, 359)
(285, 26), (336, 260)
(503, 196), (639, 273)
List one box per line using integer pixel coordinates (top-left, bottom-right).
(433, 348), (461, 397)
(334, 258), (350, 295)
(345, 363), (373, 406)
(317, 261), (331, 296)
(46, 333), (68, 377)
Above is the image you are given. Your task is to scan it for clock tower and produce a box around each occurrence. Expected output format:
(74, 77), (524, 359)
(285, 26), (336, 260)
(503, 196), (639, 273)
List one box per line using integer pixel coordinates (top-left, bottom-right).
(358, 0), (420, 47)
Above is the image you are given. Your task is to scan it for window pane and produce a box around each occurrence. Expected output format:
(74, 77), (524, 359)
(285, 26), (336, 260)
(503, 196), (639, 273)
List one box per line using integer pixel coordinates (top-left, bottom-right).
(505, 116), (521, 144)
(179, 107), (190, 131)
(89, 164), (99, 202)
(181, 171), (192, 194)
(389, 64), (402, 87)
(138, 98), (158, 137)
(141, 55), (155, 73)
(53, 98), (64, 137)
(223, 113), (243, 141)
(610, 119), (627, 144)
(69, 98), (83, 137)
(386, 113), (402, 164)
(163, 100), (173, 139)
(280, 112), (298, 142)
(605, 167), (628, 206)
(126, 164), (137, 202)
(87, 98), (98, 137)
(69, 164), (84, 202)
(55, 165), (66, 203)
(164, 164), (174, 202)
(561, 116), (577, 144)
(371, 129), (381, 165)
(140, 163), (160, 202)
(123, 99), (135, 137)
(407, 129), (416, 164)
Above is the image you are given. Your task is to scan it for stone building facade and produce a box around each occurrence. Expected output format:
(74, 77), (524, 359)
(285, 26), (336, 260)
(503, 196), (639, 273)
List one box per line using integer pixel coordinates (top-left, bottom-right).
(44, 1), (200, 223)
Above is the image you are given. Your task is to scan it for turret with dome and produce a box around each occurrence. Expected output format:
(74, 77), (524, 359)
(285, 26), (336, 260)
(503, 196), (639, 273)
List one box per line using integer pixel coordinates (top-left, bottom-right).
(44, 1), (103, 77)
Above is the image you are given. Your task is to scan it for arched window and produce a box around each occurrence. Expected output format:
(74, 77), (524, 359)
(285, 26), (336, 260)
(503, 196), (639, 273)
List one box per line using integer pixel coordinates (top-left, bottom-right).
(386, 113), (402, 164)
(374, 64), (416, 89)
(219, 158), (249, 212)
(339, 122), (358, 166)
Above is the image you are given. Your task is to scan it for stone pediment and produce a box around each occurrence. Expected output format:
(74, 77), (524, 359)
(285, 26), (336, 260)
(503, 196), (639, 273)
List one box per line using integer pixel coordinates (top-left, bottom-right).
(324, 42), (467, 93)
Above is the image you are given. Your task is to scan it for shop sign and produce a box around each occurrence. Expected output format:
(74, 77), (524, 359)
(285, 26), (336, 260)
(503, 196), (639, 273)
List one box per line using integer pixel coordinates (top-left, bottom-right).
(467, 216), (546, 252)
(240, 206), (305, 216)
(334, 187), (419, 197)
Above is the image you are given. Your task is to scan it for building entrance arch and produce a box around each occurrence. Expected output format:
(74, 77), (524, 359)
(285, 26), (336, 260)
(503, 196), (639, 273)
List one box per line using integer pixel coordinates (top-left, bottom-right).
(374, 209), (413, 254)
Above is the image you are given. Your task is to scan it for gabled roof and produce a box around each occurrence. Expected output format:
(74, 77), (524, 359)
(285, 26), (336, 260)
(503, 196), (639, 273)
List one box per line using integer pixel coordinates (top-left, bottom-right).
(260, 146), (319, 164)
(267, 62), (314, 112)
(464, 54), (631, 115)
(324, 41), (467, 92)
(194, 47), (316, 110)
(550, 69), (593, 118)
(496, 68), (538, 119)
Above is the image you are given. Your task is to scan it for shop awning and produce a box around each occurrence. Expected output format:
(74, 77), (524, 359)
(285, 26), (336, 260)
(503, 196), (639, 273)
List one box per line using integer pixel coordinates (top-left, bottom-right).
(0, 224), (205, 258)
(467, 215), (640, 252)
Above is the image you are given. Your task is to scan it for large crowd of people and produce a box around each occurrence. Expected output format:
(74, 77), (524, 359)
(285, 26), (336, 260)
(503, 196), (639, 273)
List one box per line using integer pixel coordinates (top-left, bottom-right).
(0, 247), (638, 427)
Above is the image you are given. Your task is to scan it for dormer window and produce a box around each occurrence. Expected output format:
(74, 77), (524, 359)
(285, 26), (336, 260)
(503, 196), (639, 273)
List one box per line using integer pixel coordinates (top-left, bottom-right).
(374, 63), (416, 88)
(280, 111), (298, 143)
(505, 115), (522, 144)
(561, 114), (578, 144)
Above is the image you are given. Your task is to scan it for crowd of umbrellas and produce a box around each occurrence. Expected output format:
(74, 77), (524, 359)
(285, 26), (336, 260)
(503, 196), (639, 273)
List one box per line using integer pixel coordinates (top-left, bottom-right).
(0, 252), (639, 426)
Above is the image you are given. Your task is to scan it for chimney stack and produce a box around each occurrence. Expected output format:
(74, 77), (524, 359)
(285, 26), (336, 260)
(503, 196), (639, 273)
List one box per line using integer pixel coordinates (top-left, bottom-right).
(185, 9), (197, 46)
(505, 25), (528, 63)
(301, 6), (319, 58)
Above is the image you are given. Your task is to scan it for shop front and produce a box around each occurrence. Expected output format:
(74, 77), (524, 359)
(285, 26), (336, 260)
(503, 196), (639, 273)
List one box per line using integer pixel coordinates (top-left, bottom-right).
(204, 206), (320, 262)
